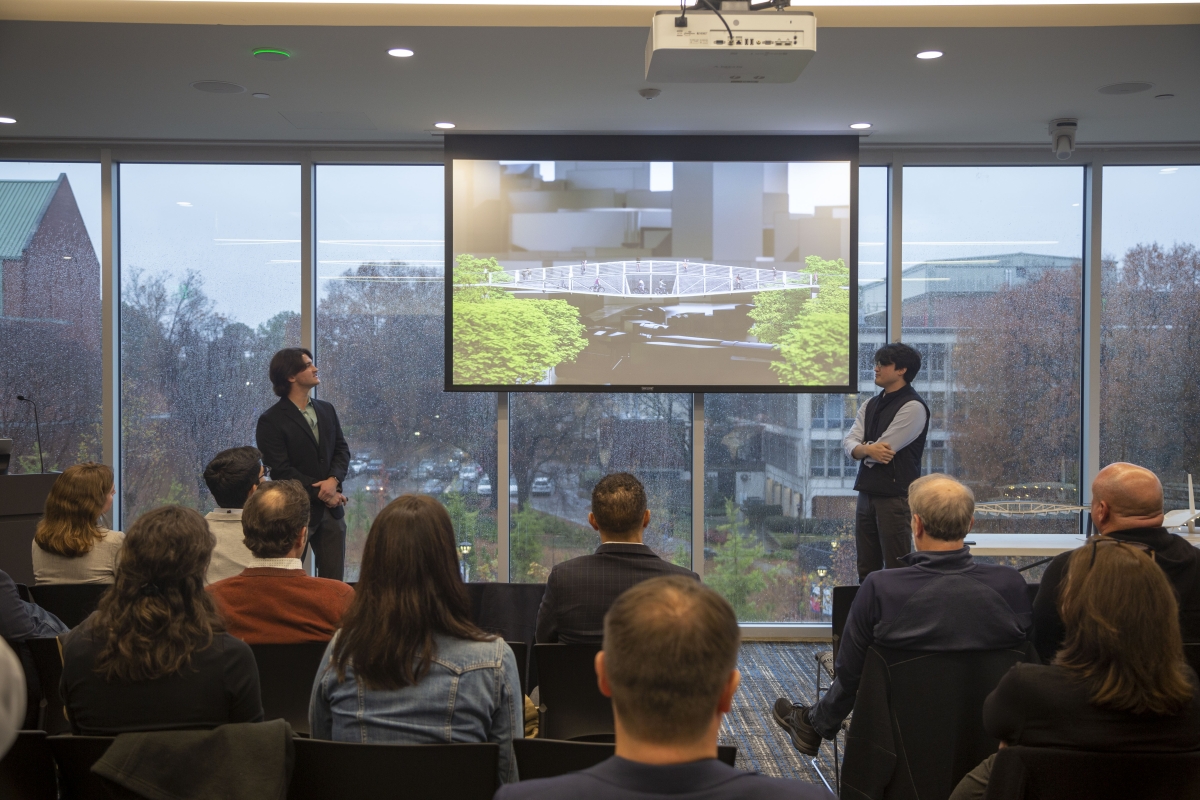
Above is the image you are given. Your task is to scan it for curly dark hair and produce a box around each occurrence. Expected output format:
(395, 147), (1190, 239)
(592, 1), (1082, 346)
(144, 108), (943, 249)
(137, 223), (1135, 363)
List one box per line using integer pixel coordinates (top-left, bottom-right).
(332, 495), (491, 690)
(90, 505), (225, 683)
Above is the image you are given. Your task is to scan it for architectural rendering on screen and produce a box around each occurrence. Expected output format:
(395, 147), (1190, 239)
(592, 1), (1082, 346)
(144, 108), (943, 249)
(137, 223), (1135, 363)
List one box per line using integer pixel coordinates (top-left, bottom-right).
(450, 159), (852, 388)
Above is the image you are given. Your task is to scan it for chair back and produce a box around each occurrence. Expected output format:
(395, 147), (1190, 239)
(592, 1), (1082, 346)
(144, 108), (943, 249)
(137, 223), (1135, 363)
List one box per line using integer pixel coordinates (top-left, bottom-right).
(513, 738), (736, 780)
(506, 641), (528, 696)
(982, 745), (1200, 800)
(466, 583), (545, 689)
(47, 734), (116, 800)
(534, 644), (612, 741)
(1184, 642), (1200, 678)
(0, 730), (57, 800)
(287, 738), (498, 800)
(15, 583), (31, 602)
(249, 642), (330, 736)
(830, 585), (859, 665)
(25, 638), (68, 734)
(28, 584), (110, 628)
(842, 643), (1038, 800)
(1024, 582), (1039, 606)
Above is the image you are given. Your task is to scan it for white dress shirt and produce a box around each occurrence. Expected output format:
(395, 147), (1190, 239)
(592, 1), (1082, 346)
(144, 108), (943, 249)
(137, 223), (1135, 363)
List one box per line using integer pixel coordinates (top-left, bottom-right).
(843, 394), (929, 467)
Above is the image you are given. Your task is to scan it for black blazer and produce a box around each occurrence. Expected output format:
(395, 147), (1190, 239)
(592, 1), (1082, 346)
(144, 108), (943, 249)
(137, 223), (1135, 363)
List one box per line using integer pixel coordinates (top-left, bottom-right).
(255, 396), (351, 527)
(535, 543), (698, 645)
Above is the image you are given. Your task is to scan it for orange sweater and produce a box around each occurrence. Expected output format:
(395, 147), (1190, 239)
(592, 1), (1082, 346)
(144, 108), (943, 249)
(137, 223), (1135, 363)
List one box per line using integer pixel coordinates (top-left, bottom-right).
(208, 568), (354, 645)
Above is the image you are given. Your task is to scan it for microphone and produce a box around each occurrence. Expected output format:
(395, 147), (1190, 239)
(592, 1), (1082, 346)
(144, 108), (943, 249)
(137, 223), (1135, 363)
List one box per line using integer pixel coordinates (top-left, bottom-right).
(15, 395), (44, 474)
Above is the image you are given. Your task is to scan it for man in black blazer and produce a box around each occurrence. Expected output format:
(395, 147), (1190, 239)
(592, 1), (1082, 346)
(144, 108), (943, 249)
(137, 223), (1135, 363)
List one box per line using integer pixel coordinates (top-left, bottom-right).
(535, 472), (698, 644)
(256, 348), (351, 580)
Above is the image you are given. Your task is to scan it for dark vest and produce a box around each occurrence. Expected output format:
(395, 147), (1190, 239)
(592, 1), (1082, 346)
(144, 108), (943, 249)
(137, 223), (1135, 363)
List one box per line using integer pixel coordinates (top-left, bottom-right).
(853, 384), (930, 498)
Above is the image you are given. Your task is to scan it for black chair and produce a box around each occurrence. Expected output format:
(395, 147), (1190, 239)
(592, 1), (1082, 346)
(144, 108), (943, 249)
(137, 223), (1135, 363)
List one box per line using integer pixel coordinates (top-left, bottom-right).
(28, 584), (110, 628)
(25, 637), (68, 734)
(47, 734), (116, 800)
(249, 642), (329, 737)
(15, 583), (31, 602)
(513, 738), (737, 780)
(982, 745), (1200, 800)
(811, 584), (860, 793)
(506, 640), (528, 696)
(288, 738), (499, 800)
(1184, 642), (1200, 677)
(0, 730), (57, 800)
(466, 583), (546, 689)
(534, 644), (612, 742)
(841, 643), (1039, 800)
(1024, 582), (1040, 606)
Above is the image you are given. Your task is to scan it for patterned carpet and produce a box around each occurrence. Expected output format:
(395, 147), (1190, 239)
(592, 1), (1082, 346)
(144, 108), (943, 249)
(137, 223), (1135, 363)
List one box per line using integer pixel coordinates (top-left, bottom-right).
(720, 642), (841, 792)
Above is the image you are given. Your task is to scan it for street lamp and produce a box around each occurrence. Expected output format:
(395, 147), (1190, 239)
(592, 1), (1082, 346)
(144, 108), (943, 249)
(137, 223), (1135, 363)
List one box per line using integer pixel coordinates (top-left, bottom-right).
(816, 565), (828, 579)
(458, 541), (473, 582)
(816, 565), (829, 621)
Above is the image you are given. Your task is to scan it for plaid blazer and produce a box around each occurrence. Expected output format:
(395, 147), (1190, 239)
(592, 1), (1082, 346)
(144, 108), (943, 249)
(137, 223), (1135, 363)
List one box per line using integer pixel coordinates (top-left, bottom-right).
(534, 543), (699, 645)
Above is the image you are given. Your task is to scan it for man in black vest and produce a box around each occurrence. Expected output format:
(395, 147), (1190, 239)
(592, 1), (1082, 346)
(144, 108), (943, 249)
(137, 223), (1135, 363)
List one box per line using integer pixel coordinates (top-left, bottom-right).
(843, 343), (930, 581)
(255, 348), (350, 580)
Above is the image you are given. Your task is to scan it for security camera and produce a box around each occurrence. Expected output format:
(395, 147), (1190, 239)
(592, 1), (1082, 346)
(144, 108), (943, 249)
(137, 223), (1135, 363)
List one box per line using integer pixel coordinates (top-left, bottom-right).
(1049, 118), (1078, 160)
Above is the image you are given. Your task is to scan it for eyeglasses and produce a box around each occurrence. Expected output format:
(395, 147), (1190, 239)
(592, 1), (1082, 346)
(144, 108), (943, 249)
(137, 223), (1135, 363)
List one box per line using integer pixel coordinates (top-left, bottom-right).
(1087, 535), (1154, 568)
(258, 463), (271, 483)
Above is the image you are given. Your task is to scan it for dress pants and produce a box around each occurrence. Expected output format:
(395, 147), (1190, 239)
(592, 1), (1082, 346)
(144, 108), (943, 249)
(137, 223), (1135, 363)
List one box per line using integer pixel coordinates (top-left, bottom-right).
(306, 510), (347, 581)
(855, 492), (914, 582)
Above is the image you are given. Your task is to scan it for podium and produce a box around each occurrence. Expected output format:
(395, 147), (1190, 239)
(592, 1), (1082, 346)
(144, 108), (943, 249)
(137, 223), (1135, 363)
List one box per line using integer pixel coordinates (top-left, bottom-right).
(0, 473), (60, 585)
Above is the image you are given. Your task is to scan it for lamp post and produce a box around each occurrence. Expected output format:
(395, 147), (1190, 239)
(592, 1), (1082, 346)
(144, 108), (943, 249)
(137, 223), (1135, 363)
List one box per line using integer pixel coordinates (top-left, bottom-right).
(816, 565), (829, 621)
(458, 541), (473, 582)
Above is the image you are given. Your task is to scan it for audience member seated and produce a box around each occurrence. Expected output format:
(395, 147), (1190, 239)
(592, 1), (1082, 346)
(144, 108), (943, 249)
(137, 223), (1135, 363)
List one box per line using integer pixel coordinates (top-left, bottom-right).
(32, 462), (123, 584)
(0, 566), (66, 723)
(950, 537), (1200, 800)
(0, 638), (24, 758)
(208, 479), (353, 644)
(536, 473), (697, 645)
(309, 494), (521, 783)
(773, 473), (1032, 755)
(498, 576), (832, 800)
(203, 446), (265, 584)
(60, 505), (264, 734)
(1032, 461), (1200, 662)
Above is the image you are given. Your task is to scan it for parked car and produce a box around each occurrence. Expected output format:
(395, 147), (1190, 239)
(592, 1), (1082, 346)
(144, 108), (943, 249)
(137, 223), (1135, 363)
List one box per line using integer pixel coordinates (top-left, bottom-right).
(348, 460), (367, 476)
(509, 478), (518, 496)
(476, 475), (492, 496)
(366, 459), (385, 474)
(415, 459), (437, 479)
(531, 477), (554, 495)
(364, 478), (384, 494)
(422, 478), (444, 496)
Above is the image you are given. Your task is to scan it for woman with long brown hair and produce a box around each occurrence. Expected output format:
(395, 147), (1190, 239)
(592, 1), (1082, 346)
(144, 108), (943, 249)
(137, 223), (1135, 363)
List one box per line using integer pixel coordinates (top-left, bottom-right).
(951, 539), (1200, 800)
(60, 505), (262, 734)
(309, 494), (521, 783)
(32, 462), (123, 584)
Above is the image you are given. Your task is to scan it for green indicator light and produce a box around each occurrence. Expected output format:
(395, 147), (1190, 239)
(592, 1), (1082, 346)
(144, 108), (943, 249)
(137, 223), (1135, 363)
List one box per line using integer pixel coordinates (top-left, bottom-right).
(253, 48), (291, 61)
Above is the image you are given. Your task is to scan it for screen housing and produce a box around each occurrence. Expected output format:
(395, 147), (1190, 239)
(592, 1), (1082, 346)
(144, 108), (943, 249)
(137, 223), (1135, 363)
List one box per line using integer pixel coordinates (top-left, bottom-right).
(445, 134), (859, 393)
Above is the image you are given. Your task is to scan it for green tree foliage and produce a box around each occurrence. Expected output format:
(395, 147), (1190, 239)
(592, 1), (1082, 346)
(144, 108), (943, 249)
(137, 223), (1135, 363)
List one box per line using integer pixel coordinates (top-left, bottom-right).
(452, 253), (588, 385)
(706, 498), (769, 619)
(749, 255), (851, 386)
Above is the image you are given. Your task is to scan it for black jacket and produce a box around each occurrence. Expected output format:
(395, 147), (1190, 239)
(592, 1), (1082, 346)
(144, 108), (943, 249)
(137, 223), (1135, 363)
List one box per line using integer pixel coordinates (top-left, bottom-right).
(255, 397), (351, 528)
(853, 384), (929, 498)
(535, 543), (698, 645)
(1031, 526), (1200, 662)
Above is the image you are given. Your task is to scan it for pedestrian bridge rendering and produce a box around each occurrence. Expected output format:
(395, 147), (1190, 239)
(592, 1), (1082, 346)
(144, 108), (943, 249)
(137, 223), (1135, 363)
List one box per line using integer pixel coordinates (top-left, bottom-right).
(480, 260), (818, 298)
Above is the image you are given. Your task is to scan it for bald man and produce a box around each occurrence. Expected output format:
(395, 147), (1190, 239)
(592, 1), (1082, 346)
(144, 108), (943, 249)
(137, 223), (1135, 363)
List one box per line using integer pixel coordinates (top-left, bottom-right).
(774, 474), (1032, 756)
(1031, 462), (1200, 661)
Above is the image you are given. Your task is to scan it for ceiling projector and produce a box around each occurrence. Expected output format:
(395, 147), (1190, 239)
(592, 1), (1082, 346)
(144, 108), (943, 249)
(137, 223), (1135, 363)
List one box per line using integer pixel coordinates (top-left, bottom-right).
(645, 4), (816, 84)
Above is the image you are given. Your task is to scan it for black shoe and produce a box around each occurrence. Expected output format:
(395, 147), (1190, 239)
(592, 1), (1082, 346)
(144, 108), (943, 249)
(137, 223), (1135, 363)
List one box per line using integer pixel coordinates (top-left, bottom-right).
(772, 698), (822, 756)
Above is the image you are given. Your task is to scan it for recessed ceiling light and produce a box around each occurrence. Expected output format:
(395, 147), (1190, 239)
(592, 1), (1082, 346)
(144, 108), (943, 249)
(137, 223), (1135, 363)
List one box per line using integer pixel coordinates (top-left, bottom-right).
(916, 50), (943, 59)
(1160, 167), (1179, 174)
(252, 93), (270, 99)
(191, 81), (245, 94)
(0, 117), (15, 124)
(177, 201), (193, 207)
(388, 48), (415, 58)
(1098, 82), (1153, 95)
(849, 122), (872, 130)
(434, 122), (456, 129)
(63, 255), (73, 260)
(253, 48), (290, 61)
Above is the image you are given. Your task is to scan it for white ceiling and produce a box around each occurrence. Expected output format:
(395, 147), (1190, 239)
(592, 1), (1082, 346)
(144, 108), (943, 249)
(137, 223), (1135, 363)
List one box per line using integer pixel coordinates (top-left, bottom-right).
(0, 20), (1196, 146)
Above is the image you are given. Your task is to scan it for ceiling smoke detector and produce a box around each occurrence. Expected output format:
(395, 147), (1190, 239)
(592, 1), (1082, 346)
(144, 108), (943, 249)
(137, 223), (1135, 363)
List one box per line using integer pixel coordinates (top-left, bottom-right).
(639, 88), (662, 99)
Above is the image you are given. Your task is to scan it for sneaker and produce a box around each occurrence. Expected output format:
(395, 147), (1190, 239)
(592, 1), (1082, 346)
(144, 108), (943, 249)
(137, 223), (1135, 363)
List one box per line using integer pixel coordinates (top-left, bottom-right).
(772, 698), (822, 756)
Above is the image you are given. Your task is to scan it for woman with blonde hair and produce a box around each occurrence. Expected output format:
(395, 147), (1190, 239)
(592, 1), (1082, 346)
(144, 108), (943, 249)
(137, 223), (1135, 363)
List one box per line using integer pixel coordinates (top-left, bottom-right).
(32, 462), (123, 584)
(951, 539), (1200, 800)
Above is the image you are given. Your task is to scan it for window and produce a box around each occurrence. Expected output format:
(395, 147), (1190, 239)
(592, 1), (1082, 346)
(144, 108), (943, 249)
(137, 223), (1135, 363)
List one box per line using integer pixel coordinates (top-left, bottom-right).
(1100, 166), (1200, 509)
(508, 392), (692, 582)
(119, 164), (301, 525)
(315, 165), (497, 582)
(0, 162), (101, 475)
(702, 167), (887, 621)
(902, 167), (1084, 533)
